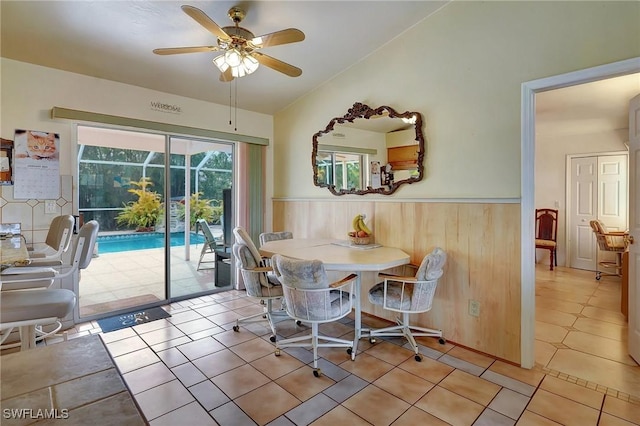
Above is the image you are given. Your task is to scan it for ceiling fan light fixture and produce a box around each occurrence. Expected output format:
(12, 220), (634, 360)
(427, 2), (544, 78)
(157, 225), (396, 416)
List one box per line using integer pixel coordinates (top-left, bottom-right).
(214, 50), (259, 78)
(213, 54), (230, 72)
(224, 49), (242, 67)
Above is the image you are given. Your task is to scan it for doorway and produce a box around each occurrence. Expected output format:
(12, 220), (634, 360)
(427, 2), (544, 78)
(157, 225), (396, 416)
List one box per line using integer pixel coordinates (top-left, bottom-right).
(521, 57), (640, 369)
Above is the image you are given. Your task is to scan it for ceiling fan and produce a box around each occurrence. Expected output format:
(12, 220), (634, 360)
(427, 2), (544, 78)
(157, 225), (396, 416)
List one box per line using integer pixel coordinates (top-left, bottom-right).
(153, 5), (305, 81)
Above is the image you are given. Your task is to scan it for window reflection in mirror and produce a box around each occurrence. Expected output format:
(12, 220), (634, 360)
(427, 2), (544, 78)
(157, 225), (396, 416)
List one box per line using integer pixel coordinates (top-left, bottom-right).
(316, 150), (366, 191)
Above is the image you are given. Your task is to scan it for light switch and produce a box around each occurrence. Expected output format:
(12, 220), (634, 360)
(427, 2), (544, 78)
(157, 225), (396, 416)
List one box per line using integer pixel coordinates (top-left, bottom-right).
(45, 200), (57, 214)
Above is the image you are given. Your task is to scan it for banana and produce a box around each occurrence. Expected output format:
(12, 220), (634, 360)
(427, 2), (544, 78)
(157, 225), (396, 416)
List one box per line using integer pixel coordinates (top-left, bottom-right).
(358, 216), (372, 235)
(352, 214), (362, 232)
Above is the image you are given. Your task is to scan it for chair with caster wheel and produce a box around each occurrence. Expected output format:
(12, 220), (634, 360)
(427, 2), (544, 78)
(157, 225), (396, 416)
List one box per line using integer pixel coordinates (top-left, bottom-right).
(272, 254), (356, 377)
(367, 247), (447, 362)
(590, 220), (628, 280)
(259, 231), (293, 246)
(232, 226), (285, 342)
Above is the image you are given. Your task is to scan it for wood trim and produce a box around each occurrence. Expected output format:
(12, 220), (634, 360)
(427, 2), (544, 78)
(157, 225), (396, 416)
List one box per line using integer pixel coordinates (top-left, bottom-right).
(51, 106), (269, 146)
(273, 199), (521, 364)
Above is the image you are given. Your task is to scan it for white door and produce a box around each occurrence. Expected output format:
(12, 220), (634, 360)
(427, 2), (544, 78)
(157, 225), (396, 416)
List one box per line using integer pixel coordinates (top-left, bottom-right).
(570, 157), (597, 270)
(569, 155), (627, 270)
(598, 155), (629, 267)
(629, 94), (640, 364)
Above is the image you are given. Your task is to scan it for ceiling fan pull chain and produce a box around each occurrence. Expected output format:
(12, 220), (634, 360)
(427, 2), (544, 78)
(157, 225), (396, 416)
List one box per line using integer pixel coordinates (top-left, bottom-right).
(234, 79), (238, 131)
(229, 83), (232, 127)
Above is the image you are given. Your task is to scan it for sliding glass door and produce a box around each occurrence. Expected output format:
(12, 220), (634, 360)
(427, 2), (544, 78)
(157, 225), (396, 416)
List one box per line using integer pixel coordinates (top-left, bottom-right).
(77, 126), (234, 319)
(167, 137), (234, 299)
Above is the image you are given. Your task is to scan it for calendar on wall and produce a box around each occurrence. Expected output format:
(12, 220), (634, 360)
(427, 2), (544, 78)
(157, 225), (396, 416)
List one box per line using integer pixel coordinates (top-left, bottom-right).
(13, 129), (61, 199)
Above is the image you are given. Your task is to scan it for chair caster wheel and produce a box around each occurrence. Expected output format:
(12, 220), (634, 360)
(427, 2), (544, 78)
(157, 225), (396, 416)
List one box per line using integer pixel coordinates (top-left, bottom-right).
(233, 325), (239, 332)
(270, 335), (276, 343)
(313, 369), (321, 377)
(275, 349), (281, 357)
(438, 337), (446, 345)
(296, 320), (302, 326)
(414, 354), (423, 362)
(346, 348), (352, 355)
(369, 337), (376, 344)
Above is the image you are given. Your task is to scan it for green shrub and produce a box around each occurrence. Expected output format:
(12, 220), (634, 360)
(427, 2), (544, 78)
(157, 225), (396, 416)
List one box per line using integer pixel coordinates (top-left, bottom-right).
(116, 177), (163, 231)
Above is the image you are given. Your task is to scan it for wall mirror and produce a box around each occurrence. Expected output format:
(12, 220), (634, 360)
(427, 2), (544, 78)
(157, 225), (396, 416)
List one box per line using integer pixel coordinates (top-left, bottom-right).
(312, 102), (424, 195)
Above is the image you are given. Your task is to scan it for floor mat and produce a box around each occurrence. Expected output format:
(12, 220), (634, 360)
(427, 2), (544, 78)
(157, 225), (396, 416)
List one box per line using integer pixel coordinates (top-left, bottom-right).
(80, 294), (162, 317)
(97, 306), (171, 333)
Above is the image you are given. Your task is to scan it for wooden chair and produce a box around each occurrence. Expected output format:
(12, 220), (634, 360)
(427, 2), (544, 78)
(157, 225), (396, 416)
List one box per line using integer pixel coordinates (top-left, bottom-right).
(535, 209), (558, 271)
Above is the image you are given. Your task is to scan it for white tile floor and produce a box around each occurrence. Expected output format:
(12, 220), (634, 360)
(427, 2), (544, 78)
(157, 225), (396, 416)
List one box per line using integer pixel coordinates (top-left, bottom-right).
(39, 287), (640, 425)
(3, 265), (640, 425)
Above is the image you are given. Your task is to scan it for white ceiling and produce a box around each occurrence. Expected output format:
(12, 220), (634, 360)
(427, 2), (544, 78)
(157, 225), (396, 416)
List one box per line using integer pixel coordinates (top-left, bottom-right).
(1, 1), (638, 136)
(536, 73), (640, 139)
(0, 0), (449, 115)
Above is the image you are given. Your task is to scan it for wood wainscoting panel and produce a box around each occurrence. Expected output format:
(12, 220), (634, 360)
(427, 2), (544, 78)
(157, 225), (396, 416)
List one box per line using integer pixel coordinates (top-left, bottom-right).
(272, 200), (521, 364)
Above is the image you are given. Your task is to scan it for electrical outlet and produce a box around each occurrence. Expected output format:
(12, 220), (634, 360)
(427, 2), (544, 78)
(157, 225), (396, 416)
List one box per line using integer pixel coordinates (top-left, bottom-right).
(45, 200), (57, 214)
(468, 299), (480, 317)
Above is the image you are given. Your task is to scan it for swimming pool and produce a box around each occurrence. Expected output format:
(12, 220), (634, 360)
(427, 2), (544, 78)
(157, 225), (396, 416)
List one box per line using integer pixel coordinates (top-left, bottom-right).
(96, 232), (205, 254)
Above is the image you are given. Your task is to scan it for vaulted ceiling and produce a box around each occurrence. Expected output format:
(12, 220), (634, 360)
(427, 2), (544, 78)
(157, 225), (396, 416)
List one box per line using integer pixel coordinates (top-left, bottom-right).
(1, 1), (638, 136)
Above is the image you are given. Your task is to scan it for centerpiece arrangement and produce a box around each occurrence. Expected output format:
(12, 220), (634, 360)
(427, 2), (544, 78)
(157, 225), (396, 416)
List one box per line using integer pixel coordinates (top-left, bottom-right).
(348, 214), (372, 245)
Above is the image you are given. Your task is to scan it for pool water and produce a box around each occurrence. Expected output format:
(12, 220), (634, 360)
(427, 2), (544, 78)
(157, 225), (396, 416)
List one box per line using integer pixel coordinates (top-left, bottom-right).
(96, 232), (205, 254)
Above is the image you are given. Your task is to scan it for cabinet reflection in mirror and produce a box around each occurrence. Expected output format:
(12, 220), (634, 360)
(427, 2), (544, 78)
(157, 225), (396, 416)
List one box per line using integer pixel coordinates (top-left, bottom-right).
(312, 102), (424, 195)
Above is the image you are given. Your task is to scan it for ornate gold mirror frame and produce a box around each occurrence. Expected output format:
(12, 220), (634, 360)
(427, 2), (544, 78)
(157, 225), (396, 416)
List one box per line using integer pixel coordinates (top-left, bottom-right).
(312, 102), (424, 195)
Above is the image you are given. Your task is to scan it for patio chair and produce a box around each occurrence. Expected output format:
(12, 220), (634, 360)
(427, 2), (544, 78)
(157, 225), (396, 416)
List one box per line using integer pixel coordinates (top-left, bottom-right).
(367, 247), (447, 361)
(272, 254), (356, 377)
(196, 218), (221, 270)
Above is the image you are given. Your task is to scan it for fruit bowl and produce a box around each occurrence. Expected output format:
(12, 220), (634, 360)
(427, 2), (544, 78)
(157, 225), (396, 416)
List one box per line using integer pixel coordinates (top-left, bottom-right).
(349, 234), (372, 245)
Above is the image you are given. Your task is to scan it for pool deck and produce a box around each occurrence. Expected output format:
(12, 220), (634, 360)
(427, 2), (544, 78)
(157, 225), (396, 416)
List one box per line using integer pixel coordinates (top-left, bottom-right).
(79, 227), (227, 318)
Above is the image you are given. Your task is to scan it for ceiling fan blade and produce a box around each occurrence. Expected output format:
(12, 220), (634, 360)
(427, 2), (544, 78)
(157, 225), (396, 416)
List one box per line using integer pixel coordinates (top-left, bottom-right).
(153, 46), (219, 55)
(252, 52), (302, 77)
(181, 5), (231, 42)
(219, 68), (234, 82)
(250, 28), (305, 49)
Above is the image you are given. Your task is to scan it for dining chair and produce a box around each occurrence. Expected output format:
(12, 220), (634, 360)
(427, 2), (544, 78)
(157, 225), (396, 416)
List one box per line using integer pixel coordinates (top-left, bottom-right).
(259, 231), (293, 246)
(272, 254), (356, 377)
(232, 226), (286, 342)
(535, 208), (558, 270)
(367, 247), (447, 361)
(28, 214), (74, 261)
(589, 219), (628, 280)
(196, 218), (221, 270)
